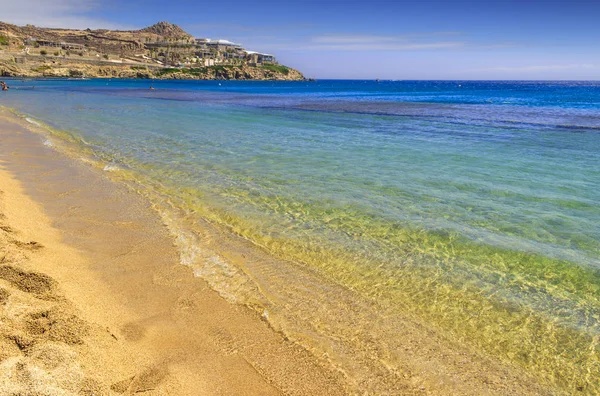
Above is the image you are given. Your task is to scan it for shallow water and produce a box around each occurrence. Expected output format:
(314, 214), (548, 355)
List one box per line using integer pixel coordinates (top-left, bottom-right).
(2, 79), (600, 392)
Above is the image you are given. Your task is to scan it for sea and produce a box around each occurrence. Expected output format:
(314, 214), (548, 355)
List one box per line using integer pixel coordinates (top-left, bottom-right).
(2, 79), (599, 392)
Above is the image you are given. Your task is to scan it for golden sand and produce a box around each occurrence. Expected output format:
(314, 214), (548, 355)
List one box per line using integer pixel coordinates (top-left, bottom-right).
(0, 114), (346, 394)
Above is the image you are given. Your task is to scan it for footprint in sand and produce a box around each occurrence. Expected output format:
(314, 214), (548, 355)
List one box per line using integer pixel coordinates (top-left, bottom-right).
(0, 265), (56, 298)
(110, 364), (169, 394)
(120, 321), (147, 342)
(0, 287), (9, 304)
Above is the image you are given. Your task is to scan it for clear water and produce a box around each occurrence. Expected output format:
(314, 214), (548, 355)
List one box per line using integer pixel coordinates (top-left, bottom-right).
(2, 79), (600, 391)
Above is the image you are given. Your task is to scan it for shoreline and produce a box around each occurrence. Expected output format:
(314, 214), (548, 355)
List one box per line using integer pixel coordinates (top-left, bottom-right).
(0, 107), (560, 394)
(0, 112), (346, 394)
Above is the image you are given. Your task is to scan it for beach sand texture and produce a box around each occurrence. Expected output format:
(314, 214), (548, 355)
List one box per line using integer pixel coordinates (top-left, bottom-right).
(0, 114), (348, 394)
(0, 109), (561, 395)
(0, 164), (132, 395)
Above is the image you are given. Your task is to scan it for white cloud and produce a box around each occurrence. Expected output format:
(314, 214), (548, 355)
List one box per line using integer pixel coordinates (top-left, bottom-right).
(306, 33), (465, 51)
(475, 64), (598, 73)
(0, 0), (132, 29)
(312, 35), (400, 44)
(312, 31), (462, 45)
(306, 41), (465, 51)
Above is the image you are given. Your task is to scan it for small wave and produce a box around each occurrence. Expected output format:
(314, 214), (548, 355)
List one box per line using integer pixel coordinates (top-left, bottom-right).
(157, 208), (259, 305)
(25, 117), (41, 127)
(103, 164), (120, 172)
(42, 139), (53, 147)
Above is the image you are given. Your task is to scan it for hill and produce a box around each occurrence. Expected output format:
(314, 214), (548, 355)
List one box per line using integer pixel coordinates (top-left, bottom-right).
(139, 22), (193, 39)
(0, 21), (304, 80)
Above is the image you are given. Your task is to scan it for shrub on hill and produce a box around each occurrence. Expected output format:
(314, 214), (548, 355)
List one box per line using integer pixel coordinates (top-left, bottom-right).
(261, 64), (289, 75)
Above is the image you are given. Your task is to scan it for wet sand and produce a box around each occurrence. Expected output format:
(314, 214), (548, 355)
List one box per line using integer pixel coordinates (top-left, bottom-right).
(0, 111), (346, 394)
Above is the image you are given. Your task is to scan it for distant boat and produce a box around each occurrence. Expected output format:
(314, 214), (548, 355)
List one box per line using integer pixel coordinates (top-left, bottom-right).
(376, 78), (380, 82)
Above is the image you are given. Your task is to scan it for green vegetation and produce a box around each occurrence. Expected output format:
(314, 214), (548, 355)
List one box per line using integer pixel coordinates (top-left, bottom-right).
(33, 65), (52, 72)
(53, 51), (60, 56)
(130, 66), (148, 70)
(156, 67), (206, 76)
(156, 64), (292, 78)
(261, 64), (289, 75)
(211, 65), (235, 73)
(0, 35), (9, 46)
(156, 65), (235, 77)
(103, 54), (109, 59)
(40, 50), (47, 56)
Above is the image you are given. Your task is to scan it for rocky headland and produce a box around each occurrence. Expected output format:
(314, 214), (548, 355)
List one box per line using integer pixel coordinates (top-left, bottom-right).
(0, 21), (305, 81)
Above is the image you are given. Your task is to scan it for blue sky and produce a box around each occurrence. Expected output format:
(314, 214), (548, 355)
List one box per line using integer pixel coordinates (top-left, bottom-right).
(1, 0), (599, 79)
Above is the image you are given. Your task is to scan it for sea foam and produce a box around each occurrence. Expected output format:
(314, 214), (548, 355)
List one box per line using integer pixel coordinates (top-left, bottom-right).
(103, 164), (120, 172)
(25, 117), (41, 127)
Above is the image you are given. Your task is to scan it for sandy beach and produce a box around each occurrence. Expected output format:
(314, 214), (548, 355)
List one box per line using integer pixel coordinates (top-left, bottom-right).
(0, 106), (565, 395)
(0, 111), (348, 394)
(0, 0), (598, 392)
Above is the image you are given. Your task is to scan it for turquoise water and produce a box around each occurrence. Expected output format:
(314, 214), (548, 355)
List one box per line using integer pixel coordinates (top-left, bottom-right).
(2, 79), (600, 391)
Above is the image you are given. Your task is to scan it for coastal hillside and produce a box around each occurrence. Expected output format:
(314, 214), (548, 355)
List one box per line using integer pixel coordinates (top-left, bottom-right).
(0, 21), (304, 80)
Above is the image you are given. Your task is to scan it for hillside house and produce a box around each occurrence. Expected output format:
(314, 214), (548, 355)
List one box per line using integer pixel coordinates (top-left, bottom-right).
(26, 39), (60, 47)
(194, 38), (210, 45)
(61, 42), (85, 50)
(245, 51), (277, 65)
(25, 38), (84, 51)
(206, 39), (243, 52)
